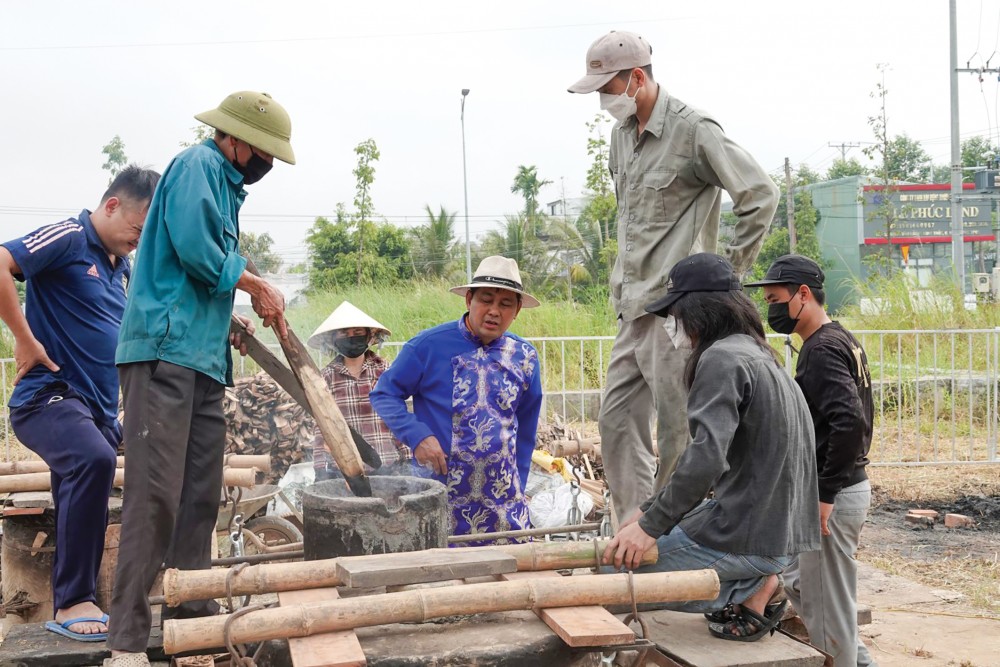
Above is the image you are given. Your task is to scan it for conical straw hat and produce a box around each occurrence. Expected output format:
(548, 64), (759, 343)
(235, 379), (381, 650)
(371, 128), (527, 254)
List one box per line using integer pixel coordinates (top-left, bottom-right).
(307, 301), (391, 350)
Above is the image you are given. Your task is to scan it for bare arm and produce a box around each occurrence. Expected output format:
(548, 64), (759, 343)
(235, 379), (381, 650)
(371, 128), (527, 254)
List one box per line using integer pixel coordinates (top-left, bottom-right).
(0, 247), (59, 383)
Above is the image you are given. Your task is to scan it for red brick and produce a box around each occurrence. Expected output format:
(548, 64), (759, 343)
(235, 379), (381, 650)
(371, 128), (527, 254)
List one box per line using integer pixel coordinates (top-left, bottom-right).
(944, 513), (975, 529)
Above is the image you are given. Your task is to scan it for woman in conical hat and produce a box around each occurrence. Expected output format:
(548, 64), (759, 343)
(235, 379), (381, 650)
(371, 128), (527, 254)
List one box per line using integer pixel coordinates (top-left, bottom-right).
(307, 301), (410, 480)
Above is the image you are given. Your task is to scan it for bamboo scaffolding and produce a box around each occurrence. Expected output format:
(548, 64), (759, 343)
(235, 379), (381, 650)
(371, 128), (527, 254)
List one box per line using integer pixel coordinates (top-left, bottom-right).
(0, 466), (257, 494)
(163, 569), (720, 653)
(162, 540), (657, 607)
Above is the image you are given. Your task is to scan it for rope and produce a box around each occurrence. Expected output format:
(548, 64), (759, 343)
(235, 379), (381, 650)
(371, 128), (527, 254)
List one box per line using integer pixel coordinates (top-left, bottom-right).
(225, 562), (250, 614)
(223, 602), (266, 667)
(621, 571), (650, 667)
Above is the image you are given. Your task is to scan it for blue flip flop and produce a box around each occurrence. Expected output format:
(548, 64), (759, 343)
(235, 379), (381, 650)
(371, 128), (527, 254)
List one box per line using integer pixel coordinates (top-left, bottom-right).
(44, 614), (109, 642)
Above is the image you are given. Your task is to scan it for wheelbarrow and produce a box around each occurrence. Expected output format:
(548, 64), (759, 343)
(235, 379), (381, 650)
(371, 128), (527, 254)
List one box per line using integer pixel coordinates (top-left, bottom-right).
(216, 483), (303, 558)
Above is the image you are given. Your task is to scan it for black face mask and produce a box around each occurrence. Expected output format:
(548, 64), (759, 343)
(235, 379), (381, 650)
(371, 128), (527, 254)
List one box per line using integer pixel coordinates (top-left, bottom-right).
(767, 298), (805, 335)
(233, 151), (272, 185)
(333, 335), (370, 359)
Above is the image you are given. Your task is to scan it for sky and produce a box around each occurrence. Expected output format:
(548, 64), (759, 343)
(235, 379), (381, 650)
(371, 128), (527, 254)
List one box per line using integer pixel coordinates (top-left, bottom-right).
(3, 0), (1000, 269)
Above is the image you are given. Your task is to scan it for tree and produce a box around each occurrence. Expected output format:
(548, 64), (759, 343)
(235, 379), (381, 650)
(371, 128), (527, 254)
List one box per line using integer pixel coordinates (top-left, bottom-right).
(826, 157), (867, 180)
(410, 205), (457, 279)
(861, 65), (904, 267)
(884, 134), (931, 183)
(239, 231), (282, 273)
(352, 139), (380, 285)
(581, 114), (617, 244)
(180, 125), (215, 148)
(511, 165), (552, 224)
(101, 135), (128, 184)
(481, 214), (553, 293)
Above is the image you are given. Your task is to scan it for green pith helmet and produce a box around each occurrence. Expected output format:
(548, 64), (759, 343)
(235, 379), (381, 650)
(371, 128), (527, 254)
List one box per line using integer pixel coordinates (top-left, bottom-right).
(195, 91), (296, 165)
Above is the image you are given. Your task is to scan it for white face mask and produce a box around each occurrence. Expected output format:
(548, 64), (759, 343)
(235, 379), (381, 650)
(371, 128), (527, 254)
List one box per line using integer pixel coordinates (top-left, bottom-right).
(663, 315), (693, 351)
(599, 71), (637, 121)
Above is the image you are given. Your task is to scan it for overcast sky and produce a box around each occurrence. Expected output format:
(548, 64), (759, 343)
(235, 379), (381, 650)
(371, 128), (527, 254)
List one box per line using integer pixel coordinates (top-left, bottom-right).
(3, 1), (1000, 268)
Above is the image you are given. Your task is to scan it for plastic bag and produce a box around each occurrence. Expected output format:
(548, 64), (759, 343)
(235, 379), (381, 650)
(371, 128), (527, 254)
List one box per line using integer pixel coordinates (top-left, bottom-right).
(529, 482), (594, 529)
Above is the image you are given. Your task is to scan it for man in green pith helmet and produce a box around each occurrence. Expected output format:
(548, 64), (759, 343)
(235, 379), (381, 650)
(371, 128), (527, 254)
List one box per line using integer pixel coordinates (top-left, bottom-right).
(107, 91), (295, 665)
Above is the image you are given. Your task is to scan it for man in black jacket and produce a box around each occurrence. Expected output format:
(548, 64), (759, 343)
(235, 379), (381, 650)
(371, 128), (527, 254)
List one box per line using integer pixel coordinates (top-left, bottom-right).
(747, 255), (877, 667)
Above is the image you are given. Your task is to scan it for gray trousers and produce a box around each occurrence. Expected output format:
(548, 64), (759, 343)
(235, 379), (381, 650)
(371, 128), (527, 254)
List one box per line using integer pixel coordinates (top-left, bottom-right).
(599, 314), (690, 523)
(784, 480), (878, 667)
(108, 361), (226, 653)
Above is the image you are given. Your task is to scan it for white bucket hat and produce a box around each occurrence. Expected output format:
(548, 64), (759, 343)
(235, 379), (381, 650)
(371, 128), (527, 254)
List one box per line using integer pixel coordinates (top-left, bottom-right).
(449, 256), (540, 308)
(307, 301), (391, 351)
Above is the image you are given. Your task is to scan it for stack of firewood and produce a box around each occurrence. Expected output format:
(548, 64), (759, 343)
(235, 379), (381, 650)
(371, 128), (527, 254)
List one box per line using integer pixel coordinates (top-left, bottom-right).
(224, 372), (313, 483)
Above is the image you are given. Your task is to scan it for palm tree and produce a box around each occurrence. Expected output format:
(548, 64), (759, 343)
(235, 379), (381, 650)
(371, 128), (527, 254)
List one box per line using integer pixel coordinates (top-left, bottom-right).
(411, 205), (457, 279)
(510, 165), (552, 220)
(480, 214), (556, 295)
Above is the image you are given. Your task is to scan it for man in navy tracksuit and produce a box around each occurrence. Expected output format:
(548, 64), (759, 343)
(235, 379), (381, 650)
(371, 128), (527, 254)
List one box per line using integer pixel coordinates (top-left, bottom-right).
(0, 165), (159, 641)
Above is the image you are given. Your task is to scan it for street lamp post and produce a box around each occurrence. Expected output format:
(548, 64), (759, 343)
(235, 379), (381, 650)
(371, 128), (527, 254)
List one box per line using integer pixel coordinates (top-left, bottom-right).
(461, 89), (472, 282)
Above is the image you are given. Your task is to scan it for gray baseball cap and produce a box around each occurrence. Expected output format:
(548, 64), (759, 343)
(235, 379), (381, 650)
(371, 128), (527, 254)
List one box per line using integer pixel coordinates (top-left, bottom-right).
(568, 31), (653, 94)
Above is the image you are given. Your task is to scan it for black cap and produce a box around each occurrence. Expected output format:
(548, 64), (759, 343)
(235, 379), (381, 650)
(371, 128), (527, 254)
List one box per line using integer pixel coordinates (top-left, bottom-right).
(744, 254), (825, 289)
(645, 253), (743, 317)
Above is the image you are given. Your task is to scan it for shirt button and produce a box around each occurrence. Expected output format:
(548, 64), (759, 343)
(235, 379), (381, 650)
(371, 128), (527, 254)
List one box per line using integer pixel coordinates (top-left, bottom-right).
(623, 277), (631, 283)
(626, 244), (634, 251)
(629, 213), (636, 221)
(632, 152), (639, 159)
(630, 183), (637, 190)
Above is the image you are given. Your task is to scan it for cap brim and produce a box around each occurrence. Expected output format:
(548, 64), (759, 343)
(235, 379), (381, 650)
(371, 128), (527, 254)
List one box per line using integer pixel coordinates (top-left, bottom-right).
(450, 284), (540, 309)
(567, 71), (617, 94)
(743, 278), (787, 288)
(644, 291), (684, 317)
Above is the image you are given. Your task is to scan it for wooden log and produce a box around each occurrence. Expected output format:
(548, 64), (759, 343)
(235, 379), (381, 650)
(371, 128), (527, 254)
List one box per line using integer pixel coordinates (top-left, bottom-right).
(277, 588), (366, 667)
(163, 570), (720, 653)
(499, 571), (635, 647)
(224, 454), (272, 473)
(0, 467), (256, 493)
(550, 438), (601, 459)
(0, 460), (50, 475)
(162, 540), (658, 606)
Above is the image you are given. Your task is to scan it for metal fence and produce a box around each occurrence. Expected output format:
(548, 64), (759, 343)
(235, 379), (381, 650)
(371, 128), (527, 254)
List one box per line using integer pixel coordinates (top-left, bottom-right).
(3, 329), (1000, 466)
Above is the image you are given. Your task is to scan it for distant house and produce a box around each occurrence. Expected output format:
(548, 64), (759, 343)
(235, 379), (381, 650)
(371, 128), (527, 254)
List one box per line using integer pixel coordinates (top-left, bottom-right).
(546, 197), (588, 219)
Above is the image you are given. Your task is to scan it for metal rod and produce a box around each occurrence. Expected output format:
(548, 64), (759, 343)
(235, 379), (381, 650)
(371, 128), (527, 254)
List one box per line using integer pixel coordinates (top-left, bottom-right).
(209, 550), (305, 566)
(448, 522), (601, 544)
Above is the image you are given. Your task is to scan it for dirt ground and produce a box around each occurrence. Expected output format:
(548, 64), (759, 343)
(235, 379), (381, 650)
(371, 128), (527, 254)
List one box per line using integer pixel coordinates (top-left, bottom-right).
(850, 466), (1000, 667)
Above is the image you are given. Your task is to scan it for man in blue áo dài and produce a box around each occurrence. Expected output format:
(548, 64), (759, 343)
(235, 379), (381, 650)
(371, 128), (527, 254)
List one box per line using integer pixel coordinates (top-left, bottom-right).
(371, 256), (543, 545)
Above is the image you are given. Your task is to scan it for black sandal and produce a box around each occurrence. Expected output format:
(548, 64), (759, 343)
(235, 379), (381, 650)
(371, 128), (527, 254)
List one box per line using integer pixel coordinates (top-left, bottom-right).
(708, 599), (787, 642)
(703, 600), (784, 624)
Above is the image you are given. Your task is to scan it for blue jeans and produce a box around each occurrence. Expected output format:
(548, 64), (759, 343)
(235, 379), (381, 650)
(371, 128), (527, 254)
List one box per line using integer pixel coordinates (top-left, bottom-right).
(634, 525), (791, 613)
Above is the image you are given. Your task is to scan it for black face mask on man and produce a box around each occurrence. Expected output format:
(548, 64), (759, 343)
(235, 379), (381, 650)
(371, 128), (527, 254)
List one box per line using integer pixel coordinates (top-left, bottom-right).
(333, 335), (370, 359)
(767, 292), (805, 335)
(233, 147), (272, 185)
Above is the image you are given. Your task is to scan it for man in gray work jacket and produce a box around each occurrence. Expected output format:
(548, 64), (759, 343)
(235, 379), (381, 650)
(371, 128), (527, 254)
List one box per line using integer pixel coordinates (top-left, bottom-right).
(569, 30), (779, 522)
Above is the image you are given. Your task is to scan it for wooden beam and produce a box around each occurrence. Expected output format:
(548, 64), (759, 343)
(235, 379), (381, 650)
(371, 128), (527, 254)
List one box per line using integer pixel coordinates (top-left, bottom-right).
(277, 588), (366, 667)
(499, 571), (634, 647)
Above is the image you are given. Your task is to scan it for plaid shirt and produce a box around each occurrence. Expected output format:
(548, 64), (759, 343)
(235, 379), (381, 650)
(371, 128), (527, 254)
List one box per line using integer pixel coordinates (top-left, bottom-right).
(312, 351), (410, 472)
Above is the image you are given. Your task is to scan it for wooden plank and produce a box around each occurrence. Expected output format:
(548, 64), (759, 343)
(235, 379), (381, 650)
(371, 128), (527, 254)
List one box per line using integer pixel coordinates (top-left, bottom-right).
(337, 549), (517, 588)
(499, 571), (635, 648)
(3, 506), (46, 516)
(278, 588), (365, 667)
(642, 609), (826, 667)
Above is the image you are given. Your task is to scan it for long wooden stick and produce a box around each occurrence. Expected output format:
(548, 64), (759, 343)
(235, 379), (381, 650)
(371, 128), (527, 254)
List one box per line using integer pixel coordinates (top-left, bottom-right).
(163, 570), (720, 653)
(0, 454), (270, 477)
(0, 466), (257, 494)
(162, 540), (657, 606)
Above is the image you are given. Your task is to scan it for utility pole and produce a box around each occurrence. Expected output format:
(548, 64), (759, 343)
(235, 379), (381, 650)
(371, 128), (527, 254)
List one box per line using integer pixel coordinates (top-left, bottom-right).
(827, 141), (864, 161)
(785, 158), (797, 252)
(461, 89), (472, 283)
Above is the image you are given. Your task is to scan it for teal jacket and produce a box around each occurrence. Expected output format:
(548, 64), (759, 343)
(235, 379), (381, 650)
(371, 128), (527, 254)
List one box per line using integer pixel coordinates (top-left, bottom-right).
(116, 140), (248, 385)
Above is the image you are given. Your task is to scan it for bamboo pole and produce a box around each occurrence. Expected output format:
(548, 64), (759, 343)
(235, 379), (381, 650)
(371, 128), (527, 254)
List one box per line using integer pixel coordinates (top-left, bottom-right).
(162, 540), (657, 606)
(0, 466), (257, 494)
(164, 570), (720, 653)
(0, 455), (268, 477)
(448, 523), (601, 544)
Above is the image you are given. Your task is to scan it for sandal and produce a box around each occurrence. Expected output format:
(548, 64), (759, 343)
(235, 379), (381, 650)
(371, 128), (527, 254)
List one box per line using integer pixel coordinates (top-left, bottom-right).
(703, 577), (786, 624)
(708, 599), (787, 642)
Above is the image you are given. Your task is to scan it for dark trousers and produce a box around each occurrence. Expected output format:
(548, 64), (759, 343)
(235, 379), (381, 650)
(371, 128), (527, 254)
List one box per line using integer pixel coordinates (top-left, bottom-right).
(10, 383), (119, 612)
(108, 361), (226, 653)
